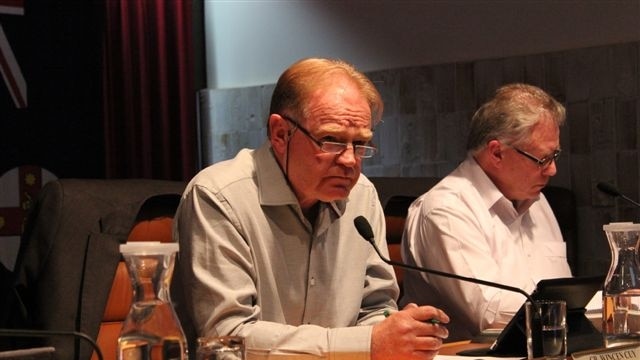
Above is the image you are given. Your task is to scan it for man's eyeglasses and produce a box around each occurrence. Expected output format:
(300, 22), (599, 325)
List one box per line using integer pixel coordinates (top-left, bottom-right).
(280, 115), (377, 158)
(513, 147), (561, 169)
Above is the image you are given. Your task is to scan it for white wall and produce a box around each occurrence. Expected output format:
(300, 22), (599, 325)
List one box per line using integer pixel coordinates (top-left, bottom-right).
(204, 0), (640, 89)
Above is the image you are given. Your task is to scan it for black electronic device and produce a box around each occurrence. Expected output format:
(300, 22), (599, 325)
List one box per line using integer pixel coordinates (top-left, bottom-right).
(461, 275), (606, 357)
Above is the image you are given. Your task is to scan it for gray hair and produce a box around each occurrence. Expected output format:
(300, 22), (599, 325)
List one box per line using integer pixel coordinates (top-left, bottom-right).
(467, 83), (566, 154)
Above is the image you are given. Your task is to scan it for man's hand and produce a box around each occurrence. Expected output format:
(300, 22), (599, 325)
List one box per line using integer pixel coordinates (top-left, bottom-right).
(371, 303), (450, 360)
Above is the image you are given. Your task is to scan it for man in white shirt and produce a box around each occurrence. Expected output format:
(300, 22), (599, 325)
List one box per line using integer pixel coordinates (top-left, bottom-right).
(176, 58), (449, 360)
(400, 83), (573, 341)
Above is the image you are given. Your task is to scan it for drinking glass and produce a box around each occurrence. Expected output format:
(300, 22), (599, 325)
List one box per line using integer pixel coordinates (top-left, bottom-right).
(526, 300), (567, 360)
(196, 336), (244, 360)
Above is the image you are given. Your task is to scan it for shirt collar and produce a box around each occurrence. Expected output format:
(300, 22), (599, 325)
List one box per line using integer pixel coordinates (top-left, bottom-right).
(466, 155), (538, 214)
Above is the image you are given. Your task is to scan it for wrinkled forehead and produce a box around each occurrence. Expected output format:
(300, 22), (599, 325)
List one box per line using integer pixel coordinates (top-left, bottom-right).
(317, 120), (374, 139)
(302, 75), (372, 117)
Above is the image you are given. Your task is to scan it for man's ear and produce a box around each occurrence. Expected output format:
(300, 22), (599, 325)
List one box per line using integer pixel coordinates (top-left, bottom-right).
(486, 139), (504, 166)
(269, 114), (289, 155)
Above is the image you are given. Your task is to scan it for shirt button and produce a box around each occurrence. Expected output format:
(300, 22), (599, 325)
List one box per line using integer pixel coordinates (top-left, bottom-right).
(310, 277), (316, 286)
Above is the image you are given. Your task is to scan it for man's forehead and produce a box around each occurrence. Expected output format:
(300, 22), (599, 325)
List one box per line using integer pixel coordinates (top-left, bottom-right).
(317, 121), (374, 138)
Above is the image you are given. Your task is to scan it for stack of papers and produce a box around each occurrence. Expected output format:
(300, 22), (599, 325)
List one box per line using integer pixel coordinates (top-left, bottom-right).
(585, 290), (602, 318)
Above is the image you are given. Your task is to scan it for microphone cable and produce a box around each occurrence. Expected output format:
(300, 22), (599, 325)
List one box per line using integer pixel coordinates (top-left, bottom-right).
(0, 328), (104, 360)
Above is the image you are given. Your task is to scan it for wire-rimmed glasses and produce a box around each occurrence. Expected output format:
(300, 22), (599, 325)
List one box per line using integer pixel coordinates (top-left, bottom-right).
(280, 115), (377, 158)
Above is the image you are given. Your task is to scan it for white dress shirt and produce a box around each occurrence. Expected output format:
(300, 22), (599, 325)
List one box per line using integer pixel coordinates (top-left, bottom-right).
(400, 156), (572, 341)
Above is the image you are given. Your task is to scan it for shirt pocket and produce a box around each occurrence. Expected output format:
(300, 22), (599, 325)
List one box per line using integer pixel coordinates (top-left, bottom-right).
(537, 241), (570, 276)
(539, 241), (568, 259)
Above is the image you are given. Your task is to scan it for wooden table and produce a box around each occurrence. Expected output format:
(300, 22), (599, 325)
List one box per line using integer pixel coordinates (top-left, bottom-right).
(439, 340), (492, 356)
(438, 312), (604, 358)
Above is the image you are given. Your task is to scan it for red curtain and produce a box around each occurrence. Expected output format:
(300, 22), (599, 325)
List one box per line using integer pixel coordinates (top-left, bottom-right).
(102, 0), (197, 181)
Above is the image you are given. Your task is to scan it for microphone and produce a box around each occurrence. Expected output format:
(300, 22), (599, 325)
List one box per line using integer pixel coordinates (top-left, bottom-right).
(353, 215), (542, 356)
(597, 182), (640, 207)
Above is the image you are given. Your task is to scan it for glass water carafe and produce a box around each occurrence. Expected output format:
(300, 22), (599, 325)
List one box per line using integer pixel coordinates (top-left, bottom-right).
(603, 222), (640, 348)
(117, 242), (187, 359)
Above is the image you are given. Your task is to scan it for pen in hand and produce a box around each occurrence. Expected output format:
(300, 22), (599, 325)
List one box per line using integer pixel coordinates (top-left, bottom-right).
(383, 309), (441, 325)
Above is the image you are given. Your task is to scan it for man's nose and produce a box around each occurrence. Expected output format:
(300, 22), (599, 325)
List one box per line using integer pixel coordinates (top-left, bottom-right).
(336, 145), (358, 166)
(543, 159), (558, 176)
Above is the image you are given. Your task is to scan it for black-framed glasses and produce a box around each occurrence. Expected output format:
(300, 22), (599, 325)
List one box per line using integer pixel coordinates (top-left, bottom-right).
(513, 147), (561, 169)
(280, 115), (377, 158)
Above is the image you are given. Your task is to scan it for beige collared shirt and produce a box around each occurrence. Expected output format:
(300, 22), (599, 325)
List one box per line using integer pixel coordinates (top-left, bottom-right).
(175, 142), (398, 359)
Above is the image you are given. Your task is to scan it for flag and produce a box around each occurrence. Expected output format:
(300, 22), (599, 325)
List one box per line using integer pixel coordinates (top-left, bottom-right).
(0, 0), (26, 108)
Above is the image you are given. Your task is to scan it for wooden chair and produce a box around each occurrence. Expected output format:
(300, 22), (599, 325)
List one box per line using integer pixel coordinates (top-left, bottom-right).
(93, 195), (181, 360)
(10, 179), (186, 360)
(383, 195), (419, 292)
(369, 177), (442, 295)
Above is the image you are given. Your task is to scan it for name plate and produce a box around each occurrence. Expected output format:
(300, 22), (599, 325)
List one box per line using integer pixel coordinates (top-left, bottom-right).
(572, 344), (640, 360)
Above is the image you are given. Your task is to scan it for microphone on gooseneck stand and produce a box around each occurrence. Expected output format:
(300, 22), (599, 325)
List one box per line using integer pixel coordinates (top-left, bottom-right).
(597, 182), (640, 207)
(353, 216), (536, 304)
(353, 215), (543, 357)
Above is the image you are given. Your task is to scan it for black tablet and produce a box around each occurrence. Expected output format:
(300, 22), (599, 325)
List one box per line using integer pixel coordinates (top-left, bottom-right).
(459, 275), (605, 357)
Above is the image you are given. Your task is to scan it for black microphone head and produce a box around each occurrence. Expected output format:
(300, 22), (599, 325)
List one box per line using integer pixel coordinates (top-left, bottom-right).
(597, 182), (621, 197)
(354, 216), (375, 242)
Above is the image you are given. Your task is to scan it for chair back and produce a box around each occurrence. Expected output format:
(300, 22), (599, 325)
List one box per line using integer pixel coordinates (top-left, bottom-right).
(94, 194), (181, 360)
(369, 177), (441, 295)
(11, 179), (186, 360)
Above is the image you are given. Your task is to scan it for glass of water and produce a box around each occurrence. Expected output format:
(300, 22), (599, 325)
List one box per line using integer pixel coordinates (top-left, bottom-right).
(196, 336), (245, 360)
(526, 300), (567, 360)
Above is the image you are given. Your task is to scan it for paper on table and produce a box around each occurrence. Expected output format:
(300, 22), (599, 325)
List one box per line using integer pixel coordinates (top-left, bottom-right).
(585, 290), (602, 318)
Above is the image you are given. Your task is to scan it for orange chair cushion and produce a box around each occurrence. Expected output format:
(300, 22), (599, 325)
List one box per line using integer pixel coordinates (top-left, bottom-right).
(127, 216), (174, 243)
(385, 216), (406, 244)
(102, 216), (175, 321)
(93, 321), (122, 360)
(387, 243), (404, 287)
(102, 262), (133, 321)
(97, 216), (175, 360)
